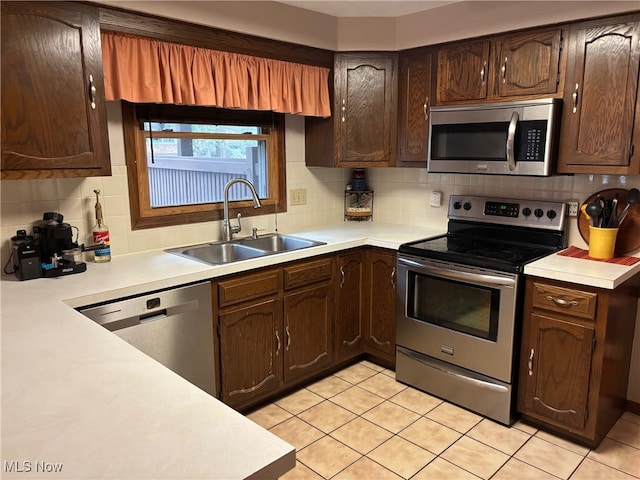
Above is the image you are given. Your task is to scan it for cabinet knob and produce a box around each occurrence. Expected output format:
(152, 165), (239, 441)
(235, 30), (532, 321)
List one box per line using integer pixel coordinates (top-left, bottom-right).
(528, 348), (534, 376)
(390, 266), (396, 287)
(285, 325), (291, 351)
(275, 330), (281, 355)
(423, 96), (429, 121)
(339, 266), (345, 288)
(341, 98), (346, 122)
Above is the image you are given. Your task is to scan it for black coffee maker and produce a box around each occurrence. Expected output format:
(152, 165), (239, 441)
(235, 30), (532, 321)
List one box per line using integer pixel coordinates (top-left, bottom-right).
(34, 212), (86, 277)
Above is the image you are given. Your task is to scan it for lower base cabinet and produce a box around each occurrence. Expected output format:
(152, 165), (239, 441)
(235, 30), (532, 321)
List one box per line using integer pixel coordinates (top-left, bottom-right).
(216, 257), (334, 410)
(336, 248), (398, 364)
(216, 248), (399, 411)
(517, 276), (638, 447)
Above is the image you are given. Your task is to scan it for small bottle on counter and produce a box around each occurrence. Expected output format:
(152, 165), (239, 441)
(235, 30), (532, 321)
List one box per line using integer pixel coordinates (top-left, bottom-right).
(92, 189), (111, 263)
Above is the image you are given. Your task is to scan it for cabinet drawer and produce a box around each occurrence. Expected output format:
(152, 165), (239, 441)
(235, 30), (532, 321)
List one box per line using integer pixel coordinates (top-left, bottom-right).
(218, 269), (281, 308)
(283, 258), (333, 291)
(531, 282), (597, 320)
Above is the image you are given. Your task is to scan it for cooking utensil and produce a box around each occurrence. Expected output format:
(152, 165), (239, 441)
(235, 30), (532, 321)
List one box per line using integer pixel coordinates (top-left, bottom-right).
(578, 188), (640, 255)
(610, 195), (619, 226)
(615, 187), (639, 226)
(585, 202), (603, 227)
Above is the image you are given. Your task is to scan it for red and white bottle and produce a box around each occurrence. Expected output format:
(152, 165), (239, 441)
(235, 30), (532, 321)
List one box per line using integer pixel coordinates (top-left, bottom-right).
(92, 189), (111, 263)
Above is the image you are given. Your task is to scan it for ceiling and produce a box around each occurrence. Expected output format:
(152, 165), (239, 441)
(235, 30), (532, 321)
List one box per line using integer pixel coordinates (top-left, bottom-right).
(274, 1), (460, 18)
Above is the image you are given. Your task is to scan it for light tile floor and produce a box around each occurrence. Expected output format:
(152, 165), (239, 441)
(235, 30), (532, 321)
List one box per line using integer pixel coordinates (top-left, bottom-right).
(247, 360), (640, 480)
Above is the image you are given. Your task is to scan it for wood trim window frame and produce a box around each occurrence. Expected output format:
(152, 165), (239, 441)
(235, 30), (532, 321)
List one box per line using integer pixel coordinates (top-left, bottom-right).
(121, 102), (286, 230)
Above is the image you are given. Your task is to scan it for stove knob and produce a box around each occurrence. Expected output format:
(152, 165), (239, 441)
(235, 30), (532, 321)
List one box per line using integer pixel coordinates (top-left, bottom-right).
(453, 201), (462, 210)
(463, 202), (472, 211)
(522, 207), (532, 217)
(547, 209), (557, 219)
(534, 208), (544, 218)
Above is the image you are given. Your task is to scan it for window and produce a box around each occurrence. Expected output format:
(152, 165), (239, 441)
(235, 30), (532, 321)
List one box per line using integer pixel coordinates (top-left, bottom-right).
(122, 103), (286, 229)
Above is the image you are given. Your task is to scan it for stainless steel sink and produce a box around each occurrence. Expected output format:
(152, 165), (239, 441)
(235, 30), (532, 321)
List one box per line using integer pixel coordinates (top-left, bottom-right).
(169, 242), (268, 265)
(166, 234), (325, 265)
(236, 233), (325, 252)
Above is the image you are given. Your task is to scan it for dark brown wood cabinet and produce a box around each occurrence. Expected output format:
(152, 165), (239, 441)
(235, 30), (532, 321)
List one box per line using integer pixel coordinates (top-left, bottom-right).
(364, 249), (397, 359)
(305, 52), (398, 167)
(336, 248), (398, 364)
(218, 297), (283, 408)
(1, 1), (111, 179)
(557, 15), (640, 175)
(335, 250), (366, 361)
(397, 49), (433, 167)
(215, 258), (334, 410)
(518, 276), (638, 447)
(282, 259), (334, 384)
(436, 29), (563, 104)
(437, 40), (491, 103)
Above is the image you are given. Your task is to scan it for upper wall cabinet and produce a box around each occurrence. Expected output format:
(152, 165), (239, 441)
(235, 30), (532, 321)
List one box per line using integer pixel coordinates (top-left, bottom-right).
(1, 1), (111, 180)
(557, 15), (640, 175)
(305, 52), (398, 167)
(397, 49), (433, 167)
(436, 28), (564, 104)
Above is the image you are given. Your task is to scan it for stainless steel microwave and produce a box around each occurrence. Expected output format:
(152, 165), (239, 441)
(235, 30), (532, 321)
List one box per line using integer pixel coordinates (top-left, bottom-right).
(427, 98), (561, 176)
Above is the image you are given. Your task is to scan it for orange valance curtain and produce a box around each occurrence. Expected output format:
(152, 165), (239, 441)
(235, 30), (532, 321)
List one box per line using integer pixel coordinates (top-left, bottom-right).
(100, 32), (331, 117)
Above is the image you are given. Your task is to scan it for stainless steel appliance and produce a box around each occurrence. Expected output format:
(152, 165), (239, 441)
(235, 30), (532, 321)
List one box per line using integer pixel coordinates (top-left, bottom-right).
(396, 195), (567, 425)
(427, 98), (561, 176)
(78, 282), (216, 396)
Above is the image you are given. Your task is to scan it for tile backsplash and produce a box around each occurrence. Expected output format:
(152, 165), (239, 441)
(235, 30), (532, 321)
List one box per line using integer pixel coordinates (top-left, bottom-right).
(1, 109), (639, 264)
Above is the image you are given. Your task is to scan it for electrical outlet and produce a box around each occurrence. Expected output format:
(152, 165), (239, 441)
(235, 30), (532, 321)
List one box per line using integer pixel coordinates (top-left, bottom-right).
(430, 191), (442, 207)
(290, 188), (307, 206)
(567, 199), (579, 217)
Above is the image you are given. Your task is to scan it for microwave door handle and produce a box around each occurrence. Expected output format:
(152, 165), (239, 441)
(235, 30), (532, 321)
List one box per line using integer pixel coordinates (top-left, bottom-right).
(506, 111), (519, 171)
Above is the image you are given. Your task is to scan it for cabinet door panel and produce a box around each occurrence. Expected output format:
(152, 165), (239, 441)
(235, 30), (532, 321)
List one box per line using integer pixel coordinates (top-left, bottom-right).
(524, 313), (594, 430)
(219, 299), (282, 408)
(559, 19), (640, 173)
(366, 251), (396, 356)
(498, 30), (561, 97)
(283, 284), (332, 383)
(1, 2), (110, 178)
(437, 41), (490, 102)
(335, 54), (396, 165)
(397, 52), (432, 166)
(336, 252), (365, 360)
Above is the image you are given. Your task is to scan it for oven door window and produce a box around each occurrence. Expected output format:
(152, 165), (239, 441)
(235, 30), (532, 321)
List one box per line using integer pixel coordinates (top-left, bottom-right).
(407, 272), (499, 342)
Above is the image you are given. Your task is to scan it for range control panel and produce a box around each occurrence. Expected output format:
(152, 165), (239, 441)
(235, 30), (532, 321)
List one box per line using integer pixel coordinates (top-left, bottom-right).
(449, 195), (567, 231)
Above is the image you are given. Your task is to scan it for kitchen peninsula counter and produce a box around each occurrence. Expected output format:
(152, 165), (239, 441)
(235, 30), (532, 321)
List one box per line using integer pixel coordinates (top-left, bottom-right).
(1, 223), (443, 480)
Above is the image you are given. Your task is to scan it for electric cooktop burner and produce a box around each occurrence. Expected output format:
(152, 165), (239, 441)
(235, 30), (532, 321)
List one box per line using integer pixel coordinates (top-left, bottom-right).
(400, 234), (558, 272)
(399, 195), (568, 273)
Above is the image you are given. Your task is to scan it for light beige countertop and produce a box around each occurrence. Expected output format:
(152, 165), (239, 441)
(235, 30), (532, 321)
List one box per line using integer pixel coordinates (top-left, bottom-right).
(3, 222), (638, 479)
(0, 223), (442, 480)
(524, 248), (640, 289)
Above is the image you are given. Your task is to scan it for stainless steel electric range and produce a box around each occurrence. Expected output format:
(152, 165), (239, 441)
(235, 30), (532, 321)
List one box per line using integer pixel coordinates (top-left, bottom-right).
(396, 195), (567, 425)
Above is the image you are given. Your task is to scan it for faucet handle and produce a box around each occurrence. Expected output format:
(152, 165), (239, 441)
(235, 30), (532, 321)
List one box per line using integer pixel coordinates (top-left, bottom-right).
(231, 212), (242, 235)
(251, 227), (267, 239)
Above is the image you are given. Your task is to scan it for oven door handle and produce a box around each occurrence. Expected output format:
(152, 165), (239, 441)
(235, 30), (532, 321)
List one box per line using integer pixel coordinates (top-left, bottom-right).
(398, 258), (516, 288)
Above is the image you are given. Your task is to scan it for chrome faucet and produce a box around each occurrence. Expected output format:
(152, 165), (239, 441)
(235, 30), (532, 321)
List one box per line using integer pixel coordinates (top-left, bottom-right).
(222, 178), (262, 241)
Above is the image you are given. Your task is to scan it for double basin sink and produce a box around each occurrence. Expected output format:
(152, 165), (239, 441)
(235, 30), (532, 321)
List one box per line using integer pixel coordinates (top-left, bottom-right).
(166, 233), (326, 265)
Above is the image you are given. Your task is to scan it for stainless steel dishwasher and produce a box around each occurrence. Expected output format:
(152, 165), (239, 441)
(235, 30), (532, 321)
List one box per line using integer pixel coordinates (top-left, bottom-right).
(78, 282), (215, 396)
